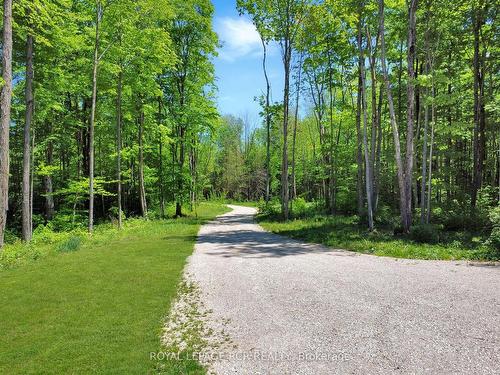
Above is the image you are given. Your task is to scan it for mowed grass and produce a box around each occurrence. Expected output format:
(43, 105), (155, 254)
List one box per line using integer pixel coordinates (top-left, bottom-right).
(0, 202), (228, 375)
(259, 215), (497, 261)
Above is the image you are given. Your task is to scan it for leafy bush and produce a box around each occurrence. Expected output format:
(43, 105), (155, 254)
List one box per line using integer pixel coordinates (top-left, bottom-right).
(32, 214), (45, 231)
(442, 214), (467, 231)
(33, 223), (61, 244)
(375, 205), (398, 227)
(57, 236), (83, 252)
(488, 206), (500, 250)
(440, 212), (489, 232)
(108, 206), (126, 222)
(3, 229), (18, 245)
(410, 224), (440, 244)
(0, 243), (41, 269)
(50, 210), (87, 232)
(258, 199), (281, 218)
(291, 197), (308, 217)
(335, 188), (358, 214)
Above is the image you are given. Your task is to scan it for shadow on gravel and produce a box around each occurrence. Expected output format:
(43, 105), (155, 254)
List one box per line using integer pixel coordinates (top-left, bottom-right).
(214, 213), (255, 225)
(198, 229), (356, 259)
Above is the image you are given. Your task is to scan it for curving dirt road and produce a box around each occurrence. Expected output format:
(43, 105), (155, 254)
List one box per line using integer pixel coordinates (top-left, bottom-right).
(186, 205), (500, 374)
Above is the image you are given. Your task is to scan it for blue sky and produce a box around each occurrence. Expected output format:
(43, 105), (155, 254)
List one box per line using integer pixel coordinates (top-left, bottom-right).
(211, 0), (284, 125)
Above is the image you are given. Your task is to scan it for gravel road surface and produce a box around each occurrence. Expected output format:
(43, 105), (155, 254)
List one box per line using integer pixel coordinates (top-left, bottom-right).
(186, 205), (500, 374)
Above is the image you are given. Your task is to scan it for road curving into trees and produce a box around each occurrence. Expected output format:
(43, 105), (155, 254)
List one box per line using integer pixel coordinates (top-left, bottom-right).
(187, 205), (500, 374)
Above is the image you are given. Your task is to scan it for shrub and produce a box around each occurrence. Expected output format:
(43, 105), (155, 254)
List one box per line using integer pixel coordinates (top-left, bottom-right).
(291, 197), (308, 218)
(442, 214), (467, 231)
(51, 210), (87, 232)
(488, 206), (500, 250)
(3, 229), (18, 245)
(58, 236), (83, 252)
(33, 223), (60, 244)
(442, 213), (489, 232)
(0, 243), (42, 269)
(258, 199), (280, 218)
(410, 224), (440, 244)
(108, 206), (126, 222)
(375, 205), (397, 227)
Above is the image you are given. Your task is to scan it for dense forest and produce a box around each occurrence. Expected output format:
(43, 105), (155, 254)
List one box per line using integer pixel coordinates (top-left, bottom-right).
(0, 0), (499, 249)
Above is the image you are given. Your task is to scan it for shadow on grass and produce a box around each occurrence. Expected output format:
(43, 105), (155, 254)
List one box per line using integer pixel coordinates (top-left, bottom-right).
(162, 235), (199, 243)
(257, 214), (500, 261)
(259, 213), (397, 244)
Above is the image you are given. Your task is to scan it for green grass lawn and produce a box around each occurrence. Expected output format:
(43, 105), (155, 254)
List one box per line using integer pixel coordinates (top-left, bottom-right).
(0, 202), (228, 375)
(259, 214), (498, 261)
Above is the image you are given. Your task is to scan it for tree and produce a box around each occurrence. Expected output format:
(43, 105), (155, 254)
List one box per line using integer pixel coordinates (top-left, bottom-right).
(403, 0), (418, 231)
(22, 31), (34, 241)
(163, 0), (217, 217)
(358, 5), (374, 231)
(0, 0), (498, 249)
(471, 0), (487, 209)
(88, 0), (102, 233)
(239, 0), (309, 220)
(261, 35), (272, 204)
(291, 52), (304, 201)
(0, 0), (13, 248)
(379, 0), (418, 233)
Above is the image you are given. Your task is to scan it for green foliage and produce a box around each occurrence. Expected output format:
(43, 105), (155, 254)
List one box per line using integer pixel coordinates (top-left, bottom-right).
(57, 235), (83, 252)
(488, 206), (500, 250)
(440, 211), (489, 233)
(258, 199), (281, 218)
(0, 243), (42, 270)
(3, 230), (18, 245)
(259, 213), (498, 261)
(375, 205), (398, 228)
(410, 224), (440, 244)
(291, 197), (308, 217)
(1, 0), (498, 263)
(0, 203), (228, 374)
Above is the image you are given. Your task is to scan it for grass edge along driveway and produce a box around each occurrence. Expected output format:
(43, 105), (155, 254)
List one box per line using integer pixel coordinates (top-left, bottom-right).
(0, 203), (228, 375)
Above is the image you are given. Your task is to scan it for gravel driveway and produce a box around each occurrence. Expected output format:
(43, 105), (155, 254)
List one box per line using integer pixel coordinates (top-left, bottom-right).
(186, 205), (500, 374)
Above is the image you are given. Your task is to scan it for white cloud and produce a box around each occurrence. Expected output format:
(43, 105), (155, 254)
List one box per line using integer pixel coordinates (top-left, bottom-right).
(215, 17), (262, 62)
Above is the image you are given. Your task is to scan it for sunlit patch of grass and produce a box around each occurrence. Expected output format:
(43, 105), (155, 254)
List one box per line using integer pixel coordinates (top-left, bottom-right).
(0, 202), (229, 374)
(259, 214), (498, 261)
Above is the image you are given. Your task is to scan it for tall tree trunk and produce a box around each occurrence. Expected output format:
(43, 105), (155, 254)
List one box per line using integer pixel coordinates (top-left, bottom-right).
(420, 17), (430, 223)
(426, 83), (436, 224)
(22, 33), (34, 241)
(356, 33), (365, 217)
(189, 138), (198, 214)
(0, 0), (13, 249)
(88, 1), (101, 233)
(159, 138), (165, 217)
(138, 107), (147, 217)
(281, 35), (292, 220)
(471, 0), (485, 208)
(379, 0), (409, 233)
(397, 41), (404, 126)
(366, 26), (379, 209)
(291, 53), (303, 203)
(30, 130), (35, 231)
(403, 0), (419, 231)
(175, 125), (185, 217)
(374, 83), (384, 211)
(158, 98), (165, 218)
(358, 15), (374, 231)
(261, 36), (272, 204)
(327, 53), (336, 214)
(420, 94), (429, 223)
(44, 136), (55, 221)
(116, 67), (123, 228)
